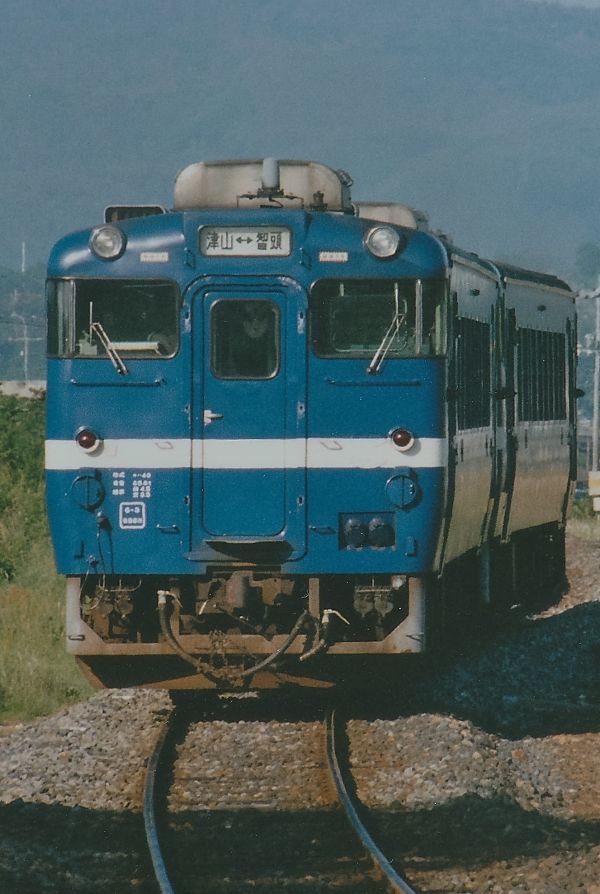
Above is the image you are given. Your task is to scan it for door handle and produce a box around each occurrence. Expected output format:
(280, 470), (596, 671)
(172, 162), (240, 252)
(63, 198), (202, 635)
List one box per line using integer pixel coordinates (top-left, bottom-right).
(204, 409), (224, 424)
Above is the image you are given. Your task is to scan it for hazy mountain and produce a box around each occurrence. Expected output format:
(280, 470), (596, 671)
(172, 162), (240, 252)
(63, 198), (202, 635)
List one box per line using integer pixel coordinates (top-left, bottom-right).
(1, 0), (599, 277)
(1, 0), (600, 380)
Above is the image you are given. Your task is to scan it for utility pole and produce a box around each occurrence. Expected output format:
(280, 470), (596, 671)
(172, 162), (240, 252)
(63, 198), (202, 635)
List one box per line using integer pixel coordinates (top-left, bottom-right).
(9, 312), (42, 382)
(579, 286), (600, 509)
(11, 313), (30, 381)
(594, 295), (600, 471)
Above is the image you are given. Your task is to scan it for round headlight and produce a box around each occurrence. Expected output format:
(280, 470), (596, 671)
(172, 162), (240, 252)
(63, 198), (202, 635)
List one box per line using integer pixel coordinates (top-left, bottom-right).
(364, 225), (402, 259)
(89, 225), (126, 260)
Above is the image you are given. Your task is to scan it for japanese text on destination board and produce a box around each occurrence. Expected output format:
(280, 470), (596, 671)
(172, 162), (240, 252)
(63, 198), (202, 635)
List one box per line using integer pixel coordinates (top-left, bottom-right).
(200, 227), (291, 256)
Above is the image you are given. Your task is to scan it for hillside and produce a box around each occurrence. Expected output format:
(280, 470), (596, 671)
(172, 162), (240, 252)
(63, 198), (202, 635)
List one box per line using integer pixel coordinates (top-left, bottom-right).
(1, 0), (600, 273)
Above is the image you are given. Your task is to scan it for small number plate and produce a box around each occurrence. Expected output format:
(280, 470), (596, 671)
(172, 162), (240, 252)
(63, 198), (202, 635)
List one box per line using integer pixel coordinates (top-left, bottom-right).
(119, 501), (146, 530)
(199, 226), (291, 257)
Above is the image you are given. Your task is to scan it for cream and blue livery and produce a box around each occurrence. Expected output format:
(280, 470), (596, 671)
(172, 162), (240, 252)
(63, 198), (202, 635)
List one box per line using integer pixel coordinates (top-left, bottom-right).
(45, 159), (576, 689)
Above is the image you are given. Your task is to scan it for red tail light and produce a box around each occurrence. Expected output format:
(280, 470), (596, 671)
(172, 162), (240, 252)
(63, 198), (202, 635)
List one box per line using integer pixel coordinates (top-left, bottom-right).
(390, 428), (415, 451)
(76, 428), (102, 454)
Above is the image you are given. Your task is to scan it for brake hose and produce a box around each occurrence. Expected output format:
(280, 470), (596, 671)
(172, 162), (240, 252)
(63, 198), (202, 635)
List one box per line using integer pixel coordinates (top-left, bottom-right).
(157, 590), (223, 684)
(157, 591), (312, 684)
(236, 609), (312, 679)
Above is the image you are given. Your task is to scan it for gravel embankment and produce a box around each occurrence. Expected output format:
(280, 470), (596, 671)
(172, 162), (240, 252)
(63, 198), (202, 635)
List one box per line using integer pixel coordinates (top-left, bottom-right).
(0, 534), (598, 892)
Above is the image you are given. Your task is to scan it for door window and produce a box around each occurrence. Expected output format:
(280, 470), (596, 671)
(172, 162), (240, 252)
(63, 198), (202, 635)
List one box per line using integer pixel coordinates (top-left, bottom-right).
(211, 299), (280, 379)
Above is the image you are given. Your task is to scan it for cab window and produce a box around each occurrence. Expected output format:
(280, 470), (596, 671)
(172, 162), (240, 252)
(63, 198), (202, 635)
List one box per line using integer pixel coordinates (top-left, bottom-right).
(47, 279), (179, 358)
(310, 279), (446, 359)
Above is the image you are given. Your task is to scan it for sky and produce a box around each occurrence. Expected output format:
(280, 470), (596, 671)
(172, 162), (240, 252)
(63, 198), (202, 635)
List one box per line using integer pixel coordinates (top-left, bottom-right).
(1, 0), (600, 279)
(529, 0), (600, 5)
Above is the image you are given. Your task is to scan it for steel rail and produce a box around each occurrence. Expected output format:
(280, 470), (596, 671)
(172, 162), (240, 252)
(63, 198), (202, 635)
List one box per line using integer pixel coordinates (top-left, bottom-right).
(143, 710), (177, 894)
(325, 709), (418, 894)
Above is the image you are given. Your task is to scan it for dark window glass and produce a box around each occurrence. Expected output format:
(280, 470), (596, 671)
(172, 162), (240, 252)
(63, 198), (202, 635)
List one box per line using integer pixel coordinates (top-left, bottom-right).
(517, 328), (566, 421)
(47, 279), (179, 358)
(211, 299), (279, 379)
(310, 279), (446, 359)
(456, 317), (491, 429)
(517, 329), (527, 421)
(47, 280), (74, 358)
(554, 332), (567, 420)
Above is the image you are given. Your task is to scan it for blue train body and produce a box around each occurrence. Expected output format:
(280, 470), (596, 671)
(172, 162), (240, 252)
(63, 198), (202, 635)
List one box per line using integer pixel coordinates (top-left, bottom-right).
(45, 159), (576, 690)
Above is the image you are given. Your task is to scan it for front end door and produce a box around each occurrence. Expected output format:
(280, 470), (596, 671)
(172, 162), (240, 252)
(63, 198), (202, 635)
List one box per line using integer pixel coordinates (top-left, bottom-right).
(192, 279), (307, 559)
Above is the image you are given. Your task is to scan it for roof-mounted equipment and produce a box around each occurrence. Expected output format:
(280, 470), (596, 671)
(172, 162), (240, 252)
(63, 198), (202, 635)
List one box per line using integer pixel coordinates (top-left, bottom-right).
(355, 202), (429, 231)
(104, 205), (166, 223)
(173, 158), (354, 212)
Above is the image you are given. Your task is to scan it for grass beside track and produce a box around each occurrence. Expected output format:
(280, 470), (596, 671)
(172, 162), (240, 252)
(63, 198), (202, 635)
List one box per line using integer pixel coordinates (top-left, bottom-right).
(568, 518), (600, 542)
(0, 393), (92, 722)
(568, 494), (600, 542)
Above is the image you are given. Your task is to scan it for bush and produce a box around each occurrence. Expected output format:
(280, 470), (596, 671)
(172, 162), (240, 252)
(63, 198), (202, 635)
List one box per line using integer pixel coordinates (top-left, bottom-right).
(570, 495), (594, 520)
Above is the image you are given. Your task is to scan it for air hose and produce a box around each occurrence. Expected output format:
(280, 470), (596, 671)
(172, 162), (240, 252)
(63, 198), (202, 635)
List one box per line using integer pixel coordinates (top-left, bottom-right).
(157, 590), (223, 684)
(157, 591), (313, 684)
(299, 609), (349, 662)
(236, 609), (312, 679)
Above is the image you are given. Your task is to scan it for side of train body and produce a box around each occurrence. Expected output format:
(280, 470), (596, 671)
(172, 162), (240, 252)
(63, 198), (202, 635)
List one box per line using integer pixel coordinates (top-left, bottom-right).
(45, 159), (577, 690)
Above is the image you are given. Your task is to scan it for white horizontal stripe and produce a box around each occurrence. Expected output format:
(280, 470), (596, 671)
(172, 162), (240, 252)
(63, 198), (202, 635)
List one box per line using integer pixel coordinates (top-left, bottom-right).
(308, 437), (445, 468)
(46, 439), (191, 471)
(46, 437), (447, 471)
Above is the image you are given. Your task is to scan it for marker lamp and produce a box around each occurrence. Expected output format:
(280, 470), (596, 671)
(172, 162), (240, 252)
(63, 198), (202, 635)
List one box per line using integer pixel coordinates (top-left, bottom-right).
(89, 225), (126, 260)
(390, 428), (415, 451)
(364, 225), (402, 259)
(76, 427), (103, 454)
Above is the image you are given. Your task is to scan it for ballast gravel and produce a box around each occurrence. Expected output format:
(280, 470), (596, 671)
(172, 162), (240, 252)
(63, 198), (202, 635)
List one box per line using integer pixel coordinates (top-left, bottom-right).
(0, 534), (598, 893)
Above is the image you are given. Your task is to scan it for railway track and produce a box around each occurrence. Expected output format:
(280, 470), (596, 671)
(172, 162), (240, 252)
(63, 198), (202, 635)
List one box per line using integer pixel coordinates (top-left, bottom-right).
(324, 709), (418, 894)
(143, 711), (179, 894)
(143, 704), (418, 894)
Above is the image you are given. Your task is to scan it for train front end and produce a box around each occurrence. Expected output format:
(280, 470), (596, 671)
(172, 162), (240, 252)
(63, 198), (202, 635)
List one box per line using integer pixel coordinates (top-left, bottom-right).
(45, 159), (449, 690)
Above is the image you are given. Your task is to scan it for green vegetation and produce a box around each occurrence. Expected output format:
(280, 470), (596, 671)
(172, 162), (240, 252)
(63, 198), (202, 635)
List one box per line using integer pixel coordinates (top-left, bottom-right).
(568, 495), (600, 543)
(0, 393), (91, 721)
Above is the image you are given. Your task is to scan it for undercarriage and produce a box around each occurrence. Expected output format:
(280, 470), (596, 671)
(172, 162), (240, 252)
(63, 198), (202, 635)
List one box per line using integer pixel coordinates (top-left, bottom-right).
(66, 571), (427, 689)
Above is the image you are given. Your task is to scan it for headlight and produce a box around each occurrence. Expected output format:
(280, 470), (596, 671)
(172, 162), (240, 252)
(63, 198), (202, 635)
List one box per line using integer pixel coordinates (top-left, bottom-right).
(89, 225), (126, 260)
(364, 225), (402, 259)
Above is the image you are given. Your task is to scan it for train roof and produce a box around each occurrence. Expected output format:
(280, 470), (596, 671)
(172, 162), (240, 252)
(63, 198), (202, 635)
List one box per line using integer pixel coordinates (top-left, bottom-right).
(492, 260), (573, 294)
(72, 158), (573, 297)
(444, 244), (573, 295)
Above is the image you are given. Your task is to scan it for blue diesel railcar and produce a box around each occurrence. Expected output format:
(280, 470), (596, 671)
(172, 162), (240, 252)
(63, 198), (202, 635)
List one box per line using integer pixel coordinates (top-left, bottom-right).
(45, 159), (576, 690)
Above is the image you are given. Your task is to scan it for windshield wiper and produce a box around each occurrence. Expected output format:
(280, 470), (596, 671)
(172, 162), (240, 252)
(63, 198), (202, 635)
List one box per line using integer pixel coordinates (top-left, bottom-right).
(366, 281), (412, 375)
(90, 321), (129, 375)
(366, 312), (405, 374)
